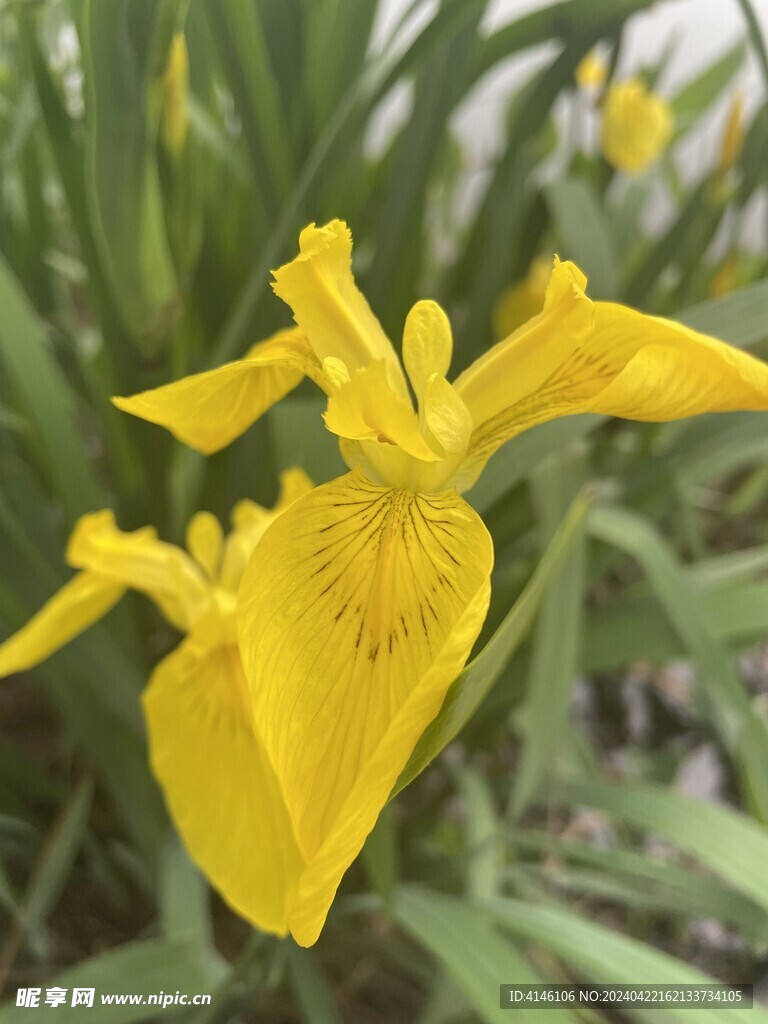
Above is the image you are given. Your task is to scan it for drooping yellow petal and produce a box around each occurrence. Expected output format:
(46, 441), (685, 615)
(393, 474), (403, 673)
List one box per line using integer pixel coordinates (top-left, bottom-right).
(67, 511), (207, 631)
(455, 266), (768, 487)
(601, 79), (673, 174)
(271, 220), (407, 393)
(143, 639), (303, 936)
(113, 329), (321, 454)
(238, 471), (493, 945)
(0, 572), (124, 678)
(324, 361), (441, 462)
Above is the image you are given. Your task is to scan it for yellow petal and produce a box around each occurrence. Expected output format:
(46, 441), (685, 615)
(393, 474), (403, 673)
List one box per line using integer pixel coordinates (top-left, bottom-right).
(67, 511), (207, 631)
(0, 571), (124, 678)
(113, 329), (320, 454)
(457, 278), (768, 488)
(143, 639), (303, 936)
(423, 373), (472, 456)
(238, 471), (493, 944)
(582, 302), (768, 422)
(402, 300), (452, 403)
(601, 79), (673, 174)
(324, 361), (441, 462)
(186, 512), (223, 581)
(220, 468), (315, 591)
(271, 220), (407, 392)
(454, 257), (593, 480)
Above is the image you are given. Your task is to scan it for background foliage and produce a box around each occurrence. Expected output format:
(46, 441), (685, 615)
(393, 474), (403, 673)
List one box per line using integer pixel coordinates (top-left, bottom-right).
(1, 0), (768, 1020)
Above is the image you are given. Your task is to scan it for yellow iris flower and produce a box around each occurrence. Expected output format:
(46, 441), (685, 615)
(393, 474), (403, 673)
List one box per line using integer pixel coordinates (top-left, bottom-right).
(112, 219), (768, 944)
(0, 470), (314, 936)
(601, 78), (673, 174)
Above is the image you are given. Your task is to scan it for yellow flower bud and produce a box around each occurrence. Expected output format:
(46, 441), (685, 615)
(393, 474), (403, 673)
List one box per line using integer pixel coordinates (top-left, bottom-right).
(161, 33), (189, 157)
(719, 91), (746, 174)
(601, 78), (673, 174)
(576, 49), (608, 91)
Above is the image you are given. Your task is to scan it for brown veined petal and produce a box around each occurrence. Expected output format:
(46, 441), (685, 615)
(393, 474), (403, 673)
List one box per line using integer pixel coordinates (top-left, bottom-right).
(238, 470), (493, 945)
(113, 329), (323, 455)
(66, 511), (207, 631)
(143, 638), (303, 936)
(271, 220), (408, 395)
(0, 571), (124, 678)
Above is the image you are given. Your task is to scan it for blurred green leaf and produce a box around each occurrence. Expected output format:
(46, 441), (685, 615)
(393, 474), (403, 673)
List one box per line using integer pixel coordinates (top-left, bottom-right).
(562, 777), (768, 916)
(671, 42), (746, 130)
(287, 944), (342, 1024)
(545, 178), (620, 298)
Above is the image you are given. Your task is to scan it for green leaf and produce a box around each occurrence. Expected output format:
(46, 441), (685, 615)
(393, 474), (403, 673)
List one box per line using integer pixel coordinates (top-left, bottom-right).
(361, 804), (398, 908)
(561, 777), (768, 917)
(0, 939), (219, 1023)
(510, 453), (586, 817)
(456, 767), (501, 902)
(589, 504), (768, 823)
(393, 489), (591, 796)
(287, 944), (342, 1024)
(490, 896), (768, 1024)
(0, 255), (106, 520)
(393, 887), (575, 1024)
(21, 779), (93, 943)
(671, 42), (746, 130)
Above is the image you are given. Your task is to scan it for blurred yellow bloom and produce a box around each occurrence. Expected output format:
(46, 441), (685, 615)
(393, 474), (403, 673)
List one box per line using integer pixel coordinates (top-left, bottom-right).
(601, 78), (673, 173)
(719, 91), (746, 174)
(492, 256), (551, 340)
(114, 219), (768, 944)
(161, 33), (189, 156)
(0, 471), (314, 936)
(710, 255), (739, 298)
(576, 50), (608, 90)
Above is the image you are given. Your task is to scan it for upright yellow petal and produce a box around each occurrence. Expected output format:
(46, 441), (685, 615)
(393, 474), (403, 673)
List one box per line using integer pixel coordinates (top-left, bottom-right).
(143, 639), (303, 936)
(271, 220), (407, 392)
(402, 300), (452, 403)
(238, 471), (493, 945)
(601, 79), (673, 174)
(186, 512), (223, 581)
(113, 329), (320, 454)
(0, 572), (124, 678)
(67, 511), (207, 631)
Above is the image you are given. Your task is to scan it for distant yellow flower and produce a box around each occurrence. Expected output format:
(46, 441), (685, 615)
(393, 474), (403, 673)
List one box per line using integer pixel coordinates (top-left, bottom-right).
(161, 33), (189, 156)
(114, 219), (768, 945)
(710, 255), (739, 298)
(719, 91), (746, 174)
(492, 257), (551, 340)
(576, 50), (608, 91)
(0, 471), (313, 936)
(601, 78), (673, 173)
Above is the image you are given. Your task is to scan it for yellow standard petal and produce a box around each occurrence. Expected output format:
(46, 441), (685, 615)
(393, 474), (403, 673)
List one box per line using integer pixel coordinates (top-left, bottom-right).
(601, 79), (673, 174)
(0, 571), (124, 678)
(143, 638), (303, 936)
(271, 220), (408, 393)
(238, 470), (493, 945)
(113, 328), (321, 454)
